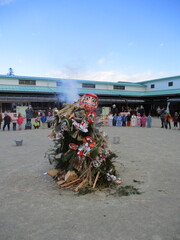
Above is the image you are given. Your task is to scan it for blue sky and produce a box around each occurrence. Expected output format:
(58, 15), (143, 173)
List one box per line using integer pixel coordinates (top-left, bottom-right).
(0, 0), (180, 82)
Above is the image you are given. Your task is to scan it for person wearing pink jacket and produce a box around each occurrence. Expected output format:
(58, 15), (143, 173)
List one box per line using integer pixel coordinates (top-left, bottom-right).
(141, 114), (147, 127)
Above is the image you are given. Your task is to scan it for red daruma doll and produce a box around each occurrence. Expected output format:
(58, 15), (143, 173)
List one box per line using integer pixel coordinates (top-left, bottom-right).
(79, 93), (98, 111)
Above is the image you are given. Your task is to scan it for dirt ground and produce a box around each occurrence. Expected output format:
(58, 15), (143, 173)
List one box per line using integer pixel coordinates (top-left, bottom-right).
(0, 118), (180, 240)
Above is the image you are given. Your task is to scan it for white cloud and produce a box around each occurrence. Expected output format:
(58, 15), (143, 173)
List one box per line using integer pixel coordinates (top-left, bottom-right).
(45, 68), (169, 83)
(97, 58), (105, 64)
(0, 0), (14, 6)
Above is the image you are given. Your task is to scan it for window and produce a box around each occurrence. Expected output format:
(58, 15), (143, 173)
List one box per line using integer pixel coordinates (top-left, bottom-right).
(151, 84), (155, 88)
(82, 83), (95, 88)
(19, 80), (36, 85)
(168, 82), (173, 87)
(113, 85), (125, 90)
(57, 81), (62, 86)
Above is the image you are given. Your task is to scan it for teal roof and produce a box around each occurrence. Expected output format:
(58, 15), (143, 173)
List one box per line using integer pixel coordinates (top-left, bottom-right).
(137, 75), (180, 84)
(0, 74), (60, 82)
(76, 88), (144, 96)
(0, 84), (56, 93)
(1, 74), (180, 87)
(142, 88), (180, 96)
(76, 79), (144, 87)
(0, 74), (144, 87)
(0, 84), (179, 97)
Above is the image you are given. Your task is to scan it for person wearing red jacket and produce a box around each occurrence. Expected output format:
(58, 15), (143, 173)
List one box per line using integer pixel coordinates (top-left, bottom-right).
(17, 113), (24, 130)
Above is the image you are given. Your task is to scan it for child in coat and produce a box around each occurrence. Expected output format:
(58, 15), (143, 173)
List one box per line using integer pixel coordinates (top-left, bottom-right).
(126, 113), (131, 127)
(141, 114), (147, 127)
(46, 112), (53, 128)
(108, 114), (113, 127)
(121, 114), (127, 127)
(17, 113), (24, 130)
(165, 112), (171, 129)
(25, 120), (32, 130)
(40, 113), (47, 128)
(137, 113), (142, 127)
(12, 113), (18, 130)
(116, 113), (122, 126)
(147, 114), (152, 128)
(131, 114), (137, 127)
(172, 112), (179, 129)
(33, 118), (40, 129)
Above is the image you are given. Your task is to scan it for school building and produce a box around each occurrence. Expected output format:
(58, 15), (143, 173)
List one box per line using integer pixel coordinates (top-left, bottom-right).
(0, 74), (180, 117)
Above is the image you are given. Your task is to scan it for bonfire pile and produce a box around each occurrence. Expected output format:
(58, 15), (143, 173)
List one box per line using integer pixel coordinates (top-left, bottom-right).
(46, 93), (121, 193)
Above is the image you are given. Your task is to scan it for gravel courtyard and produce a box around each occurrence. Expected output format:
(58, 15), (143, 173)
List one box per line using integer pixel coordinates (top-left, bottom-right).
(0, 118), (180, 240)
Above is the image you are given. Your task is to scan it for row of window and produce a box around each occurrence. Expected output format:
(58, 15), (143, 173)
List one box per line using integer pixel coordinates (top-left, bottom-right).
(82, 83), (125, 90)
(18, 80), (126, 90)
(151, 82), (173, 88)
(18, 80), (174, 90)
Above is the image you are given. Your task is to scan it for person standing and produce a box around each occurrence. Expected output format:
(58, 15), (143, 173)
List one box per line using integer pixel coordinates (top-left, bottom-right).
(3, 112), (11, 131)
(178, 112), (180, 130)
(17, 113), (24, 130)
(147, 114), (152, 128)
(40, 113), (47, 128)
(25, 105), (34, 122)
(116, 113), (122, 127)
(141, 114), (147, 127)
(138, 105), (145, 117)
(137, 113), (142, 127)
(0, 113), (2, 130)
(165, 112), (171, 129)
(108, 113), (113, 127)
(112, 104), (118, 126)
(121, 114), (127, 127)
(12, 113), (18, 130)
(131, 114), (137, 127)
(160, 108), (166, 128)
(46, 112), (53, 128)
(126, 113), (131, 127)
(172, 112), (179, 129)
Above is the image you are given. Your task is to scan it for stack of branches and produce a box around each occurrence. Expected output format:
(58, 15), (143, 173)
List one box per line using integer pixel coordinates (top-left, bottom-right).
(46, 102), (120, 193)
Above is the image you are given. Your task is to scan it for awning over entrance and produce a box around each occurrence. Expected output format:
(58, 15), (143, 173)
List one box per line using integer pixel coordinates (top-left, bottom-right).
(98, 98), (145, 103)
(168, 98), (180, 102)
(0, 96), (58, 102)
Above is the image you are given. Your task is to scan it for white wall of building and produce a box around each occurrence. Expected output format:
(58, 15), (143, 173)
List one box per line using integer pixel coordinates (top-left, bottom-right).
(144, 78), (180, 91)
(125, 86), (145, 91)
(0, 78), (18, 85)
(37, 80), (56, 87)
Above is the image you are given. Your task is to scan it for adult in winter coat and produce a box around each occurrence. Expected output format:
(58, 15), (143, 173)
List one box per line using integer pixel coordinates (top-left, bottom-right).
(160, 108), (166, 128)
(25, 105), (34, 122)
(0, 113), (2, 129)
(3, 113), (11, 131)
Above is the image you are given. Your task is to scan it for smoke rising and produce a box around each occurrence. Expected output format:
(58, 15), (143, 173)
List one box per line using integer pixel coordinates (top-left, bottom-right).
(58, 79), (79, 104)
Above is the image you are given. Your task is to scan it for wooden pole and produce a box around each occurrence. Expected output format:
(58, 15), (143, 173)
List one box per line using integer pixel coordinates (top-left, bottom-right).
(92, 171), (100, 189)
(74, 178), (88, 192)
(88, 166), (92, 186)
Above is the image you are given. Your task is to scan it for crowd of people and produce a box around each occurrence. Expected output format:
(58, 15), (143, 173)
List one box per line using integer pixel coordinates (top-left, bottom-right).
(0, 104), (180, 131)
(101, 104), (180, 129)
(0, 105), (54, 131)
